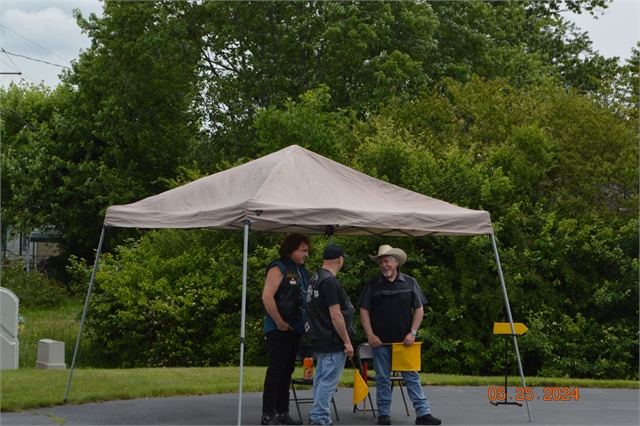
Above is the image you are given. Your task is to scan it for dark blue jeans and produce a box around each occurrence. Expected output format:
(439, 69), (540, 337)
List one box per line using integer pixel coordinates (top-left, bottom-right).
(372, 345), (431, 417)
(262, 329), (302, 413)
(309, 351), (346, 425)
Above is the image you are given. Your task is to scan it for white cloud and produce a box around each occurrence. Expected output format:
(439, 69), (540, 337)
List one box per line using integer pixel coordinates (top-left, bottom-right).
(564, 0), (639, 64)
(0, 0), (102, 87)
(3, 8), (85, 58)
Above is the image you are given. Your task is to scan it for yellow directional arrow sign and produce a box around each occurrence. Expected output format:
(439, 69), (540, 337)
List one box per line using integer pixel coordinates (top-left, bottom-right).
(493, 322), (528, 335)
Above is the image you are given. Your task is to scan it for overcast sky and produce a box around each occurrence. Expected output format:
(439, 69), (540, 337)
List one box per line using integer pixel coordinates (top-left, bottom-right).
(1, 0), (638, 89)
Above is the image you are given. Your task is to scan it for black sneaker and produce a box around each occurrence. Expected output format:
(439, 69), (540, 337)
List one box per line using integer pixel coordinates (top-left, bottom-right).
(415, 413), (441, 425)
(261, 412), (282, 425)
(276, 412), (302, 425)
(377, 415), (391, 425)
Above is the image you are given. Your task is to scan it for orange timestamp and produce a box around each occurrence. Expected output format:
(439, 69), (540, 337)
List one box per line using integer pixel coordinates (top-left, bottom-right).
(487, 386), (580, 402)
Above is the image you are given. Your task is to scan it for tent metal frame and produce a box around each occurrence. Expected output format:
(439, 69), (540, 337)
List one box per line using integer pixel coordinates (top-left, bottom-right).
(64, 227), (532, 424)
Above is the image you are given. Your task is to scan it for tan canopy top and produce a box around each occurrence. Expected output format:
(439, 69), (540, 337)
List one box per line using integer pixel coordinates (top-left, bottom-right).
(104, 145), (493, 236)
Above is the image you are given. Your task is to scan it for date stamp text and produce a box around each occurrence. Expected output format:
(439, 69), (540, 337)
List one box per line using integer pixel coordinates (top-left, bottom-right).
(487, 386), (580, 402)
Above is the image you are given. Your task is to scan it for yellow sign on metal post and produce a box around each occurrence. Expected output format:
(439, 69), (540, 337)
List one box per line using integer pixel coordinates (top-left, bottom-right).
(493, 322), (528, 335)
(491, 322), (529, 408)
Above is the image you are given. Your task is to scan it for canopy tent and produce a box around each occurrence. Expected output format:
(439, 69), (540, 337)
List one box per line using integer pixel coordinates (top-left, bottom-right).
(104, 144), (493, 236)
(65, 145), (531, 422)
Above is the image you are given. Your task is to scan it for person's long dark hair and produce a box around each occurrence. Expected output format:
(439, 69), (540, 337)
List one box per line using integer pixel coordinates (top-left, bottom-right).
(279, 233), (312, 257)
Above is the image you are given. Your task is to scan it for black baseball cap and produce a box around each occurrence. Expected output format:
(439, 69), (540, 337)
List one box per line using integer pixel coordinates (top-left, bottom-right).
(324, 244), (349, 260)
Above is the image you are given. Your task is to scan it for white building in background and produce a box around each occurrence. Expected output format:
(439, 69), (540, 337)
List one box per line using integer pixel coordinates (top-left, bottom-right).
(1, 228), (60, 272)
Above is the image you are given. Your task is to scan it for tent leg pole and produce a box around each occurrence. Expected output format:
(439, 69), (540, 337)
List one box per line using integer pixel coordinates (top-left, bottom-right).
(490, 234), (532, 422)
(64, 225), (107, 402)
(238, 220), (251, 426)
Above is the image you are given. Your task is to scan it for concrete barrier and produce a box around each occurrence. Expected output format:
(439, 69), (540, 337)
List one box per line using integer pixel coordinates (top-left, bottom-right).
(0, 287), (19, 370)
(35, 339), (66, 370)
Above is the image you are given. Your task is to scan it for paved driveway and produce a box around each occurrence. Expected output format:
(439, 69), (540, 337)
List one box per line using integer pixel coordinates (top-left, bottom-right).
(3, 386), (638, 425)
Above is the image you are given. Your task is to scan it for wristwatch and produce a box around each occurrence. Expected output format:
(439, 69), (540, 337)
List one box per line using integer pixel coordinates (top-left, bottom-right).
(411, 330), (417, 336)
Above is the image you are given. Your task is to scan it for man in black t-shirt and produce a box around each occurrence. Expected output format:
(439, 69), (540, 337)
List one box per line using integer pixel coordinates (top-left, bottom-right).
(305, 244), (355, 425)
(358, 244), (441, 426)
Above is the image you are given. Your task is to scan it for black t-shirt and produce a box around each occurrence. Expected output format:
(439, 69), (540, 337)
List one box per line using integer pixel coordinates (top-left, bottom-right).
(357, 272), (427, 343)
(306, 268), (355, 353)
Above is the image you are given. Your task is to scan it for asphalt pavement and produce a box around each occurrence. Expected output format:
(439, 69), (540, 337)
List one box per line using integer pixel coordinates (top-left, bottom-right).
(2, 386), (638, 426)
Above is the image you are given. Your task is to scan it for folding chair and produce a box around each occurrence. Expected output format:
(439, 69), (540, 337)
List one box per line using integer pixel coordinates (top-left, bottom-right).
(290, 343), (339, 423)
(353, 343), (410, 417)
(353, 343), (377, 417)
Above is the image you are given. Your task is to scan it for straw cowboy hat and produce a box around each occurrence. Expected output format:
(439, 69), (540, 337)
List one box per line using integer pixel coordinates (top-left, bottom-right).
(368, 244), (407, 266)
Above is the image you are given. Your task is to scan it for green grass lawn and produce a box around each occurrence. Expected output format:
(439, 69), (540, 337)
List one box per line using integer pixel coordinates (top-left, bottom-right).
(17, 297), (84, 369)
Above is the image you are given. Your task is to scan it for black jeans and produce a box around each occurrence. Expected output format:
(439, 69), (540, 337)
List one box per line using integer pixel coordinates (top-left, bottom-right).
(262, 329), (302, 414)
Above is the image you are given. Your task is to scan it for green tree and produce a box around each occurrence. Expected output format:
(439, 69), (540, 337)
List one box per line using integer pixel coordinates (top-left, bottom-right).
(189, 0), (439, 162)
(426, 0), (621, 94)
(253, 85), (353, 159)
(5, 1), (626, 270)
(1, 83), (58, 234)
(336, 76), (638, 378)
(2, 2), (203, 271)
(614, 44), (640, 115)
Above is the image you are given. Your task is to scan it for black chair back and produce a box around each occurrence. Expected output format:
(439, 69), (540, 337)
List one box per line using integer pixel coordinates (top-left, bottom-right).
(296, 343), (313, 361)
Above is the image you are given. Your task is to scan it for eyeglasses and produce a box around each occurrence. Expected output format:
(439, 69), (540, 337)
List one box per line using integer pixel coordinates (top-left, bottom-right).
(380, 289), (397, 296)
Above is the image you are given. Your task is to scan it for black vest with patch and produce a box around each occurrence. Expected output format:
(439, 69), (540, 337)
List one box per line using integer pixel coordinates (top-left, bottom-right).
(272, 257), (304, 322)
(305, 268), (356, 347)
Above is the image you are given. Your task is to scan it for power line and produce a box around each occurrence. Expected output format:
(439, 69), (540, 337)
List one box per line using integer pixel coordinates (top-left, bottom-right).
(0, 23), (71, 64)
(0, 55), (38, 85)
(0, 39), (22, 73)
(0, 17), (190, 95)
(0, 58), (19, 72)
(1, 48), (69, 69)
(0, 108), (36, 131)
(0, 23), (71, 84)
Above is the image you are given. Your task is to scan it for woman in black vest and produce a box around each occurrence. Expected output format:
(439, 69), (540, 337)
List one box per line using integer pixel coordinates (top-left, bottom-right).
(261, 233), (312, 425)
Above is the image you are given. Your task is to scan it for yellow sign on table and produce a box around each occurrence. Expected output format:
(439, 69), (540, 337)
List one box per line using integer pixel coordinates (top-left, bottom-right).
(493, 322), (528, 335)
(391, 342), (421, 371)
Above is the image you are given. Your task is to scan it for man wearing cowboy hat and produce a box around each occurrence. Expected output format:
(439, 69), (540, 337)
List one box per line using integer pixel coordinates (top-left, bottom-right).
(357, 245), (441, 426)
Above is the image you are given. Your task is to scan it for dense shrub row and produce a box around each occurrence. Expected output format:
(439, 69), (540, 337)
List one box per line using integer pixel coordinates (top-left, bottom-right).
(1, 260), (67, 308)
(77, 222), (637, 380)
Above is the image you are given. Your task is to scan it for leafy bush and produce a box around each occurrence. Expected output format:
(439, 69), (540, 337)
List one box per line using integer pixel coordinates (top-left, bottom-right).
(521, 310), (638, 380)
(83, 229), (283, 368)
(1, 260), (67, 308)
